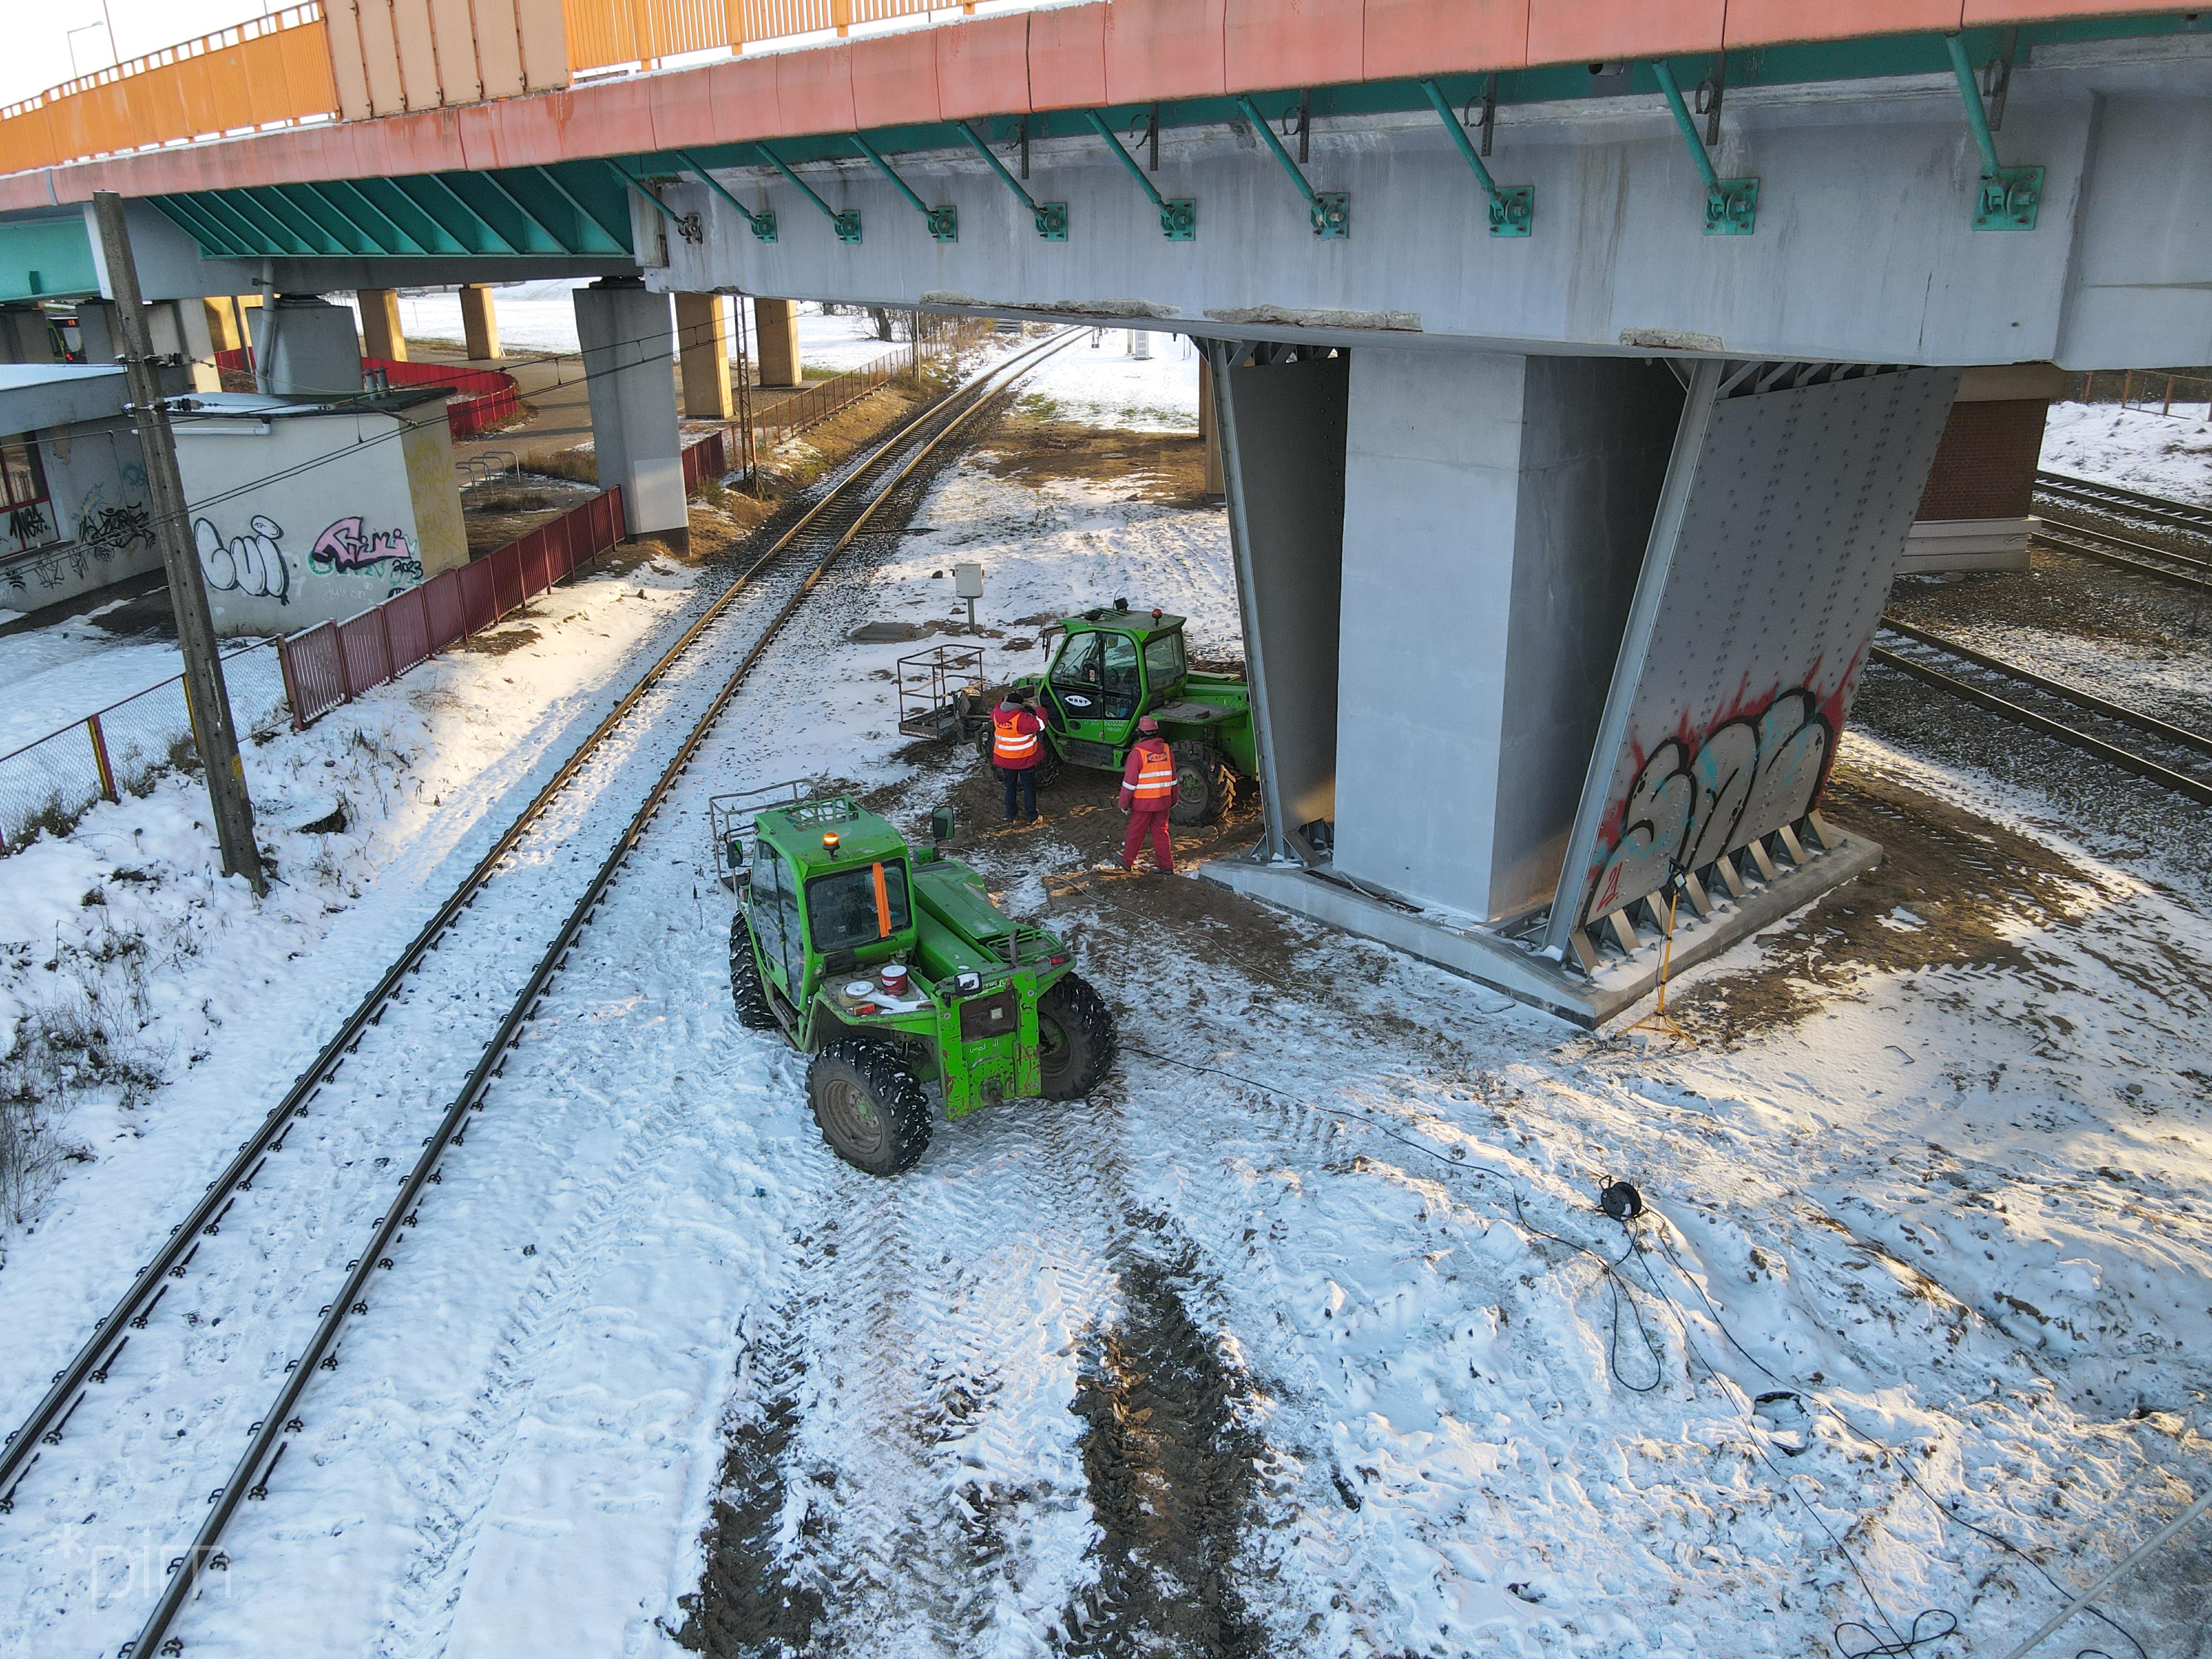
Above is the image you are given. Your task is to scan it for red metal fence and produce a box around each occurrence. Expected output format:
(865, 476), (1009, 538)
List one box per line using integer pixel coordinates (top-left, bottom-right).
(213, 347), (521, 436)
(279, 484), (627, 729)
(681, 430), (726, 492)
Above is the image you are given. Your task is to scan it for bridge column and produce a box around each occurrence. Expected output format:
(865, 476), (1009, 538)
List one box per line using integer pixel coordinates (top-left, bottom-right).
(575, 277), (687, 551)
(247, 296), (362, 398)
(1206, 345), (1962, 1024)
(358, 289), (405, 362)
(458, 284), (500, 362)
(0, 304), (55, 363)
(76, 298), (223, 395)
(675, 294), (734, 420)
(755, 296), (802, 388)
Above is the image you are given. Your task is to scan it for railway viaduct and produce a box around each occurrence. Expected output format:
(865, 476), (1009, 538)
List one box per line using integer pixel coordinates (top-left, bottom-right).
(2, 0), (2208, 1018)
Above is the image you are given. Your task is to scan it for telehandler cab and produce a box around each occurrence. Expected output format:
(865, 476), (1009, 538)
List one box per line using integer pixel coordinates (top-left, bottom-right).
(713, 782), (1116, 1176)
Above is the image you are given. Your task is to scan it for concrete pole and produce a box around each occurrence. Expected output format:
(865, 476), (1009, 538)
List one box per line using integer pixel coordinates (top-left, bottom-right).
(358, 288), (406, 362)
(458, 283), (500, 361)
(675, 293), (735, 420)
(91, 192), (263, 895)
(755, 296), (802, 388)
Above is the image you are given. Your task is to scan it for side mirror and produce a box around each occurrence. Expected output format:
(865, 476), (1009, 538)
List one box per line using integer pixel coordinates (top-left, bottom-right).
(930, 806), (954, 845)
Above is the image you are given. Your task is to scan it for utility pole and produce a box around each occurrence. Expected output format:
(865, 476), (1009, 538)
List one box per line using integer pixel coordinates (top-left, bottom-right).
(91, 191), (265, 895)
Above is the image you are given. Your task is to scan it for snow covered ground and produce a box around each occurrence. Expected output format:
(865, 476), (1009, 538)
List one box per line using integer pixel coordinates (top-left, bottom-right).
(0, 345), (2204, 1659)
(2041, 399), (2212, 504)
(338, 285), (925, 373)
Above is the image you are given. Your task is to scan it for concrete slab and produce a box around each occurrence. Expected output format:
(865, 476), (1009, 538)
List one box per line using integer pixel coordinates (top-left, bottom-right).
(1199, 828), (1883, 1027)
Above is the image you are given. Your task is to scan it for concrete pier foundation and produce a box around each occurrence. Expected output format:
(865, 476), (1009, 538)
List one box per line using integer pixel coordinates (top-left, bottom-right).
(358, 288), (405, 361)
(755, 296), (801, 388)
(78, 296), (222, 394)
(575, 278), (687, 550)
(247, 296), (362, 399)
(1204, 343), (1960, 1025)
(459, 283), (500, 361)
(676, 293), (734, 419)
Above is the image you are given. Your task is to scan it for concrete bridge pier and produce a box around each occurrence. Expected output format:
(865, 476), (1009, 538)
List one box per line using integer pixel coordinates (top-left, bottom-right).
(76, 295), (222, 395)
(676, 293), (734, 420)
(575, 277), (687, 551)
(1204, 341), (1960, 1025)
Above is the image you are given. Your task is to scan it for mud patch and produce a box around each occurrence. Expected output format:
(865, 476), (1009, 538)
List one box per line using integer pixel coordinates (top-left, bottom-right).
(976, 416), (1212, 508)
(1669, 761), (2121, 1039)
(1058, 1248), (1266, 1659)
(675, 1321), (826, 1658)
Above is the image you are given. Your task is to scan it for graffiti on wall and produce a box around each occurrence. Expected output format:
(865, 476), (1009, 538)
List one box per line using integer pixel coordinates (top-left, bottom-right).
(1580, 680), (1845, 925)
(309, 517), (421, 582)
(194, 512), (420, 607)
(196, 514), (293, 603)
(79, 502), (154, 555)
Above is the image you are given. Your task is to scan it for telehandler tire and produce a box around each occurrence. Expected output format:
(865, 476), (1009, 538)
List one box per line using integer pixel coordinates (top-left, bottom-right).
(807, 1040), (933, 1176)
(1036, 973), (1117, 1099)
(1167, 739), (1228, 826)
(975, 731), (1063, 791)
(728, 915), (778, 1031)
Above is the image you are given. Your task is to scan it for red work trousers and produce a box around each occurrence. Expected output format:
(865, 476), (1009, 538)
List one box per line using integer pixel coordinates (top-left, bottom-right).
(1121, 808), (1173, 872)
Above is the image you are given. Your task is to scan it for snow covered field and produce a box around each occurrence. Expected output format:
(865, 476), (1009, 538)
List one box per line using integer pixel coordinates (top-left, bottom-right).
(0, 345), (2204, 1658)
(2041, 399), (2212, 504)
(340, 285), (926, 372)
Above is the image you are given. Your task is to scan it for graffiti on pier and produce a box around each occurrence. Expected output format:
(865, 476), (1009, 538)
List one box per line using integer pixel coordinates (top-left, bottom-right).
(196, 514), (292, 603)
(1581, 682), (1841, 925)
(309, 517), (420, 583)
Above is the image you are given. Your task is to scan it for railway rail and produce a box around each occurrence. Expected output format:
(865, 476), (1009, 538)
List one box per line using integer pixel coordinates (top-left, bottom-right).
(0, 328), (1075, 1658)
(2034, 468), (2212, 541)
(1871, 615), (2212, 808)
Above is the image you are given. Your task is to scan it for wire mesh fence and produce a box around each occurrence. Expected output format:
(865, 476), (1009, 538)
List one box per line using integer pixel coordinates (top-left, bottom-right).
(0, 641), (288, 853)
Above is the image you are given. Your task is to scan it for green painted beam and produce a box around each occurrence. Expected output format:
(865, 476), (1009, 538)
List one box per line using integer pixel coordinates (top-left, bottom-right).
(0, 216), (98, 302)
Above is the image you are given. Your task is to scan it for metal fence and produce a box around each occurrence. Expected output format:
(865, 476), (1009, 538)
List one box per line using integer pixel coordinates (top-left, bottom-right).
(2072, 369), (2212, 420)
(280, 484), (629, 728)
(0, 641), (289, 854)
(362, 357), (526, 436)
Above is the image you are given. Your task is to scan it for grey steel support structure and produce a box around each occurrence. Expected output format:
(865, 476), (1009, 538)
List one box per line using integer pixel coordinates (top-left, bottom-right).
(90, 191), (264, 894)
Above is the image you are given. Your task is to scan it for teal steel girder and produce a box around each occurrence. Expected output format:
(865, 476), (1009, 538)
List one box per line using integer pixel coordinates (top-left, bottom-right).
(677, 151), (778, 242)
(1651, 61), (1757, 234)
(1417, 79), (1532, 237)
(1234, 93), (1348, 238)
(759, 143), (862, 242)
(1078, 109), (1194, 240)
(955, 121), (1066, 241)
(1944, 33), (2042, 230)
(852, 132), (957, 242)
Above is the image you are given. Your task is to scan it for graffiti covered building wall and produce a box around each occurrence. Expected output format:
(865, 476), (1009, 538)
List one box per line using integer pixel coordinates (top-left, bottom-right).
(172, 394), (467, 635)
(1557, 364), (1961, 935)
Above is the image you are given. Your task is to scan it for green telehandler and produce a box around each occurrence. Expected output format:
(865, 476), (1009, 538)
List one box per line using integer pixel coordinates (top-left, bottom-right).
(899, 602), (1256, 825)
(713, 782), (1117, 1176)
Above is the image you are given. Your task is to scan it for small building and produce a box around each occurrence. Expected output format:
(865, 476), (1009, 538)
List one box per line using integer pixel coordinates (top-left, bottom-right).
(1903, 364), (2068, 575)
(0, 362), (161, 615)
(171, 387), (467, 636)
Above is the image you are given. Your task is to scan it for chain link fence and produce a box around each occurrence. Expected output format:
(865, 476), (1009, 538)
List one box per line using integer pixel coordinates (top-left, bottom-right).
(0, 642), (289, 853)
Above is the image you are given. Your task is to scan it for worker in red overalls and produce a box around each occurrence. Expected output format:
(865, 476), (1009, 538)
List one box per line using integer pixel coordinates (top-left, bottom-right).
(1119, 716), (1176, 873)
(992, 686), (1046, 823)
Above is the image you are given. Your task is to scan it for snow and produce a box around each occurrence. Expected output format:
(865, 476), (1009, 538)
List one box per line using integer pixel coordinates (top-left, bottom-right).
(0, 347), (2206, 1659)
(1018, 330), (1202, 431)
(0, 615), (194, 755)
(2040, 399), (2212, 505)
(337, 288), (926, 374)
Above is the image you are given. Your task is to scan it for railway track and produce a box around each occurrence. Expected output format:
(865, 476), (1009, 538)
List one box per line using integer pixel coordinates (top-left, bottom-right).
(1870, 615), (2212, 807)
(0, 327), (1074, 1658)
(2034, 468), (2212, 541)
(2031, 470), (2212, 593)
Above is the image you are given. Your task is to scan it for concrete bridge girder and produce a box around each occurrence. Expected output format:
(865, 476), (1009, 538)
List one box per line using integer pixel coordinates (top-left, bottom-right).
(643, 47), (2212, 371)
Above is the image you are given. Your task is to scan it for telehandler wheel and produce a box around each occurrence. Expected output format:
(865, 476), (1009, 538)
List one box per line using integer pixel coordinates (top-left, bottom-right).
(1036, 973), (1117, 1100)
(1167, 739), (1228, 826)
(1032, 744), (1064, 790)
(807, 1040), (933, 1176)
(728, 915), (778, 1031)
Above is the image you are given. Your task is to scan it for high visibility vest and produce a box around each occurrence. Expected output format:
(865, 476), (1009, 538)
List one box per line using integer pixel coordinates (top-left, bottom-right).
(993, 708), (1040, 766)
(1131, 740), (1176, 805)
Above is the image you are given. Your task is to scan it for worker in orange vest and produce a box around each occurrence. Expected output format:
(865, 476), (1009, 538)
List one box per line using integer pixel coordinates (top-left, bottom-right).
(992, 686), (1046, 822)
(1118, 716), (1176, 873)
